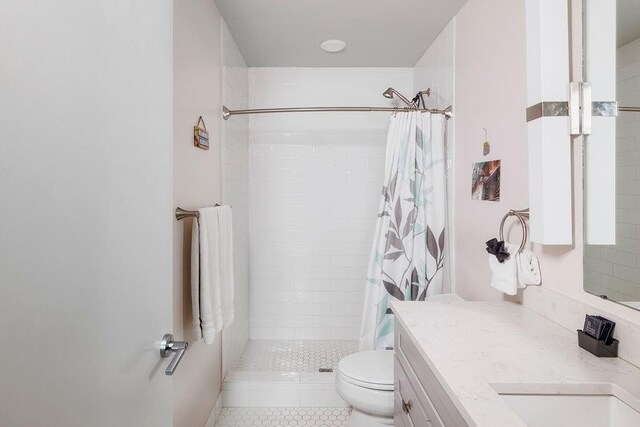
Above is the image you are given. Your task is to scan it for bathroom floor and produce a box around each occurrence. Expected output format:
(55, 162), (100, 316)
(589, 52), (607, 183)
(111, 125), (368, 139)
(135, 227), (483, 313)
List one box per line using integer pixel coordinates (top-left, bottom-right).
(215, 407), (351, 426)
(235, 340), (358, 373)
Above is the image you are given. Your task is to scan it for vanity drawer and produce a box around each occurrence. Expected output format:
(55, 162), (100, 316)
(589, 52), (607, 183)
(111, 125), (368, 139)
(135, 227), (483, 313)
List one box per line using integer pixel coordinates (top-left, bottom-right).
(395, 358), (440, 427)
(395, 322), (469, 427)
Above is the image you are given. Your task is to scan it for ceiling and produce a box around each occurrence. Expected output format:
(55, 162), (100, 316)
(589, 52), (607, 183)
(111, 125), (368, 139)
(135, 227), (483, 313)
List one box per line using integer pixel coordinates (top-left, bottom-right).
(618, 0), (640, 47)
(214, 0), (467, 67)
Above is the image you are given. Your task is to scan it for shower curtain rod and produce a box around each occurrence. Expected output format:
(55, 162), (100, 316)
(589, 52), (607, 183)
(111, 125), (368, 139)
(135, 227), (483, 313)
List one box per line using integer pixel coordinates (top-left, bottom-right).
(221, 105), (453, 120)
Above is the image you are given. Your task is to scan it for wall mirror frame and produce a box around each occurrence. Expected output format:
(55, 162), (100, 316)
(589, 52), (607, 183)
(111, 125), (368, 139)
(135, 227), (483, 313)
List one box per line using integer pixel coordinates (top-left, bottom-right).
(582, 0), (640, 311)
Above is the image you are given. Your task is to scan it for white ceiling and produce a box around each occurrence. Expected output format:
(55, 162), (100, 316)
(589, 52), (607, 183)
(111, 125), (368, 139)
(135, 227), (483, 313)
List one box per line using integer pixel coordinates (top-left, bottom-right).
(214, 0), (467, 67)
(618, 0), (640, 47)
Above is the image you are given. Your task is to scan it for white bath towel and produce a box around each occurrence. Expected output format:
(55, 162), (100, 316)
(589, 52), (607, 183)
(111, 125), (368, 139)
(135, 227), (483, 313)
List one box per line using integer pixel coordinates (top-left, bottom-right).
(192, 207), (222, 344)
(190, 206), (235, 344)
(516, 248), (542, 288)
(216, 205), (235, 328)
(489, 242), (518, 295)
(191, 216), (202, 340)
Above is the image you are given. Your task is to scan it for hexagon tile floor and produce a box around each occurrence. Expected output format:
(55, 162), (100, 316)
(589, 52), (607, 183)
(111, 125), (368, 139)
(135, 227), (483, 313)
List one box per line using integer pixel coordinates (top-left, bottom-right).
(234, 340), (358, 372)
(215, 407), (350, 426)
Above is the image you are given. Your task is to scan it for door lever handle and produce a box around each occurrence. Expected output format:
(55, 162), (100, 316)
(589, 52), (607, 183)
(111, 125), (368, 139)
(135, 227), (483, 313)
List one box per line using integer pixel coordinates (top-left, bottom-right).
(160, 334), (189, 376)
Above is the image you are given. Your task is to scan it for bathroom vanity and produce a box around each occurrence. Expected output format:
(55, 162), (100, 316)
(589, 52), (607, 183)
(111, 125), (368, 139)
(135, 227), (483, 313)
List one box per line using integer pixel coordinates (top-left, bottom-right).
(392, 300), (640, 427)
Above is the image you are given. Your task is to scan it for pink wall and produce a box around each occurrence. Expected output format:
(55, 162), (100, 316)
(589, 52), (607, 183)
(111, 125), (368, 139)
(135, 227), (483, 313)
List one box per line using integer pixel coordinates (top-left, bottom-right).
(173, 0), (224, 425)
(454, 0), (529, 301)
(453, 0), (640, 326)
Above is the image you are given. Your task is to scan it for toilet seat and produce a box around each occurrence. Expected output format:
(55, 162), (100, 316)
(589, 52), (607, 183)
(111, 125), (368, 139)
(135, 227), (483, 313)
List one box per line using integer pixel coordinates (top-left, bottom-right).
(338, 350), (394, 391)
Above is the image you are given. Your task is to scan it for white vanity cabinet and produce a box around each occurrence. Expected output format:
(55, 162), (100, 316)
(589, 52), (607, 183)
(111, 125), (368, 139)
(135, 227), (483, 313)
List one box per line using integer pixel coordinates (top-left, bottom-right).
(394, 321), (468, 427)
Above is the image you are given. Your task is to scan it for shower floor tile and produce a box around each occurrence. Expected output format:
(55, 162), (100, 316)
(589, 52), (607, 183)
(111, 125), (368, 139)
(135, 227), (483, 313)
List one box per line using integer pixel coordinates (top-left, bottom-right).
(215, 407), (350, 426)
(235, 340), (358, 373)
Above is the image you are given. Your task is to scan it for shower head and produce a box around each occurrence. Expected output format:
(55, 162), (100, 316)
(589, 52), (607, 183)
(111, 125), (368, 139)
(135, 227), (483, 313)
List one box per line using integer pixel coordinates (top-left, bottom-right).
(382, 87), (394, 99)
(382, 87), (415, 108)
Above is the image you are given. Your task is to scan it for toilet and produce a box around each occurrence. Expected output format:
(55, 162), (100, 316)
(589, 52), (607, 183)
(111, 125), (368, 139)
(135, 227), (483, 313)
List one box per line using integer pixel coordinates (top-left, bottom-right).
(336, 350), (395, 426)
(337, 295), (463, 426)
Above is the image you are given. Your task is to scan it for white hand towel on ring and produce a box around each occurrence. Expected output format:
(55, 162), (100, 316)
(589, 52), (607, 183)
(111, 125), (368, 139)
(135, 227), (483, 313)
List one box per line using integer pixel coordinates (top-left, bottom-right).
(489, 242), (519, 295)
(516, 248), (541, 288)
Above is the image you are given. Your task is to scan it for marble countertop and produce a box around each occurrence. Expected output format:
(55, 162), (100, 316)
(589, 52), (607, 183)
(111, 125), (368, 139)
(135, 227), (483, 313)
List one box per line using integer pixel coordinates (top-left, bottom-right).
(391, 300), (640, 427)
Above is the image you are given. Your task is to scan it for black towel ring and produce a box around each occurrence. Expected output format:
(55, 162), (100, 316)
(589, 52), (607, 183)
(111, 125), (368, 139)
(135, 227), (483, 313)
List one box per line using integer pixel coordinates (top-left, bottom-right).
(499, 208), (530, 253)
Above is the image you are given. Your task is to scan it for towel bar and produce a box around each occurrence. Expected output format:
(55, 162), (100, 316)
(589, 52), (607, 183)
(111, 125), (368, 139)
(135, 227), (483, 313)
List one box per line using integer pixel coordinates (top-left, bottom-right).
(175, 207), (198, 220)
(175, 204), (224, 221)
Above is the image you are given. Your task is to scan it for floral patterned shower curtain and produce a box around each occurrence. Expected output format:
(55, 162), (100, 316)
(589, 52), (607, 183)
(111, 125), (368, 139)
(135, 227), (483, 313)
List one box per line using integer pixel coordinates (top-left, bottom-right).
(359, 111), (448, 351)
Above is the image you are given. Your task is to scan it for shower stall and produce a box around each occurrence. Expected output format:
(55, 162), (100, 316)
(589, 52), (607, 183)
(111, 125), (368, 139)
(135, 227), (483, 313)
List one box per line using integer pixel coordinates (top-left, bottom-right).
(220, 63), (453, 407)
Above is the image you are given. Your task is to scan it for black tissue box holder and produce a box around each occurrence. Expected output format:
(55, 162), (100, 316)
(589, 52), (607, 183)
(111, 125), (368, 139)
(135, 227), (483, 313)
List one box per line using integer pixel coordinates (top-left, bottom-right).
(577, 329), (619, 357)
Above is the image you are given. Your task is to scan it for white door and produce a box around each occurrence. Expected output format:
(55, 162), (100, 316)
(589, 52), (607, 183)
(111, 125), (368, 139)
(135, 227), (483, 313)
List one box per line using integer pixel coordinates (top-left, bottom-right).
(0, 1), (174, 426)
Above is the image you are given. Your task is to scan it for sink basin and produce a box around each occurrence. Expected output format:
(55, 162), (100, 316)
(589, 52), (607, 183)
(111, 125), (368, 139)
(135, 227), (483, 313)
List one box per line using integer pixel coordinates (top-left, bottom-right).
(492, 384), (640, 427)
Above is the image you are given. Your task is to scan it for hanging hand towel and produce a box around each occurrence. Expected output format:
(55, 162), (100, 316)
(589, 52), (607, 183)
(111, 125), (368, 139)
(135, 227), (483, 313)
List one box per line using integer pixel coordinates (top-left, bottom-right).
(516, 248), (541, 288)
(196, 207), (223, 344)
(190, 206), (235, 344)
(489, 242), (518, 295)
(216, 205), (235, 328)
(191, 216), (202, 341)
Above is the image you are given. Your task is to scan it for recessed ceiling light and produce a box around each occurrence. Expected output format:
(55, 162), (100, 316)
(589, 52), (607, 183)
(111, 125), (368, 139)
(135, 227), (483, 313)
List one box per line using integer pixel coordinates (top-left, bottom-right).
(320, 39), (347, 53)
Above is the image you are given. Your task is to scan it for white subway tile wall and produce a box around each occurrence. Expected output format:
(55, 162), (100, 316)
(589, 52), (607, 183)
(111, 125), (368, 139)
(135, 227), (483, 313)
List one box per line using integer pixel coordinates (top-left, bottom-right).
(248, 68), (414, 340)
(413, 19), (456, 292)
(221, 23), (249, 375)
(584, 37), (640, 302)
(414, 19), (455, 111)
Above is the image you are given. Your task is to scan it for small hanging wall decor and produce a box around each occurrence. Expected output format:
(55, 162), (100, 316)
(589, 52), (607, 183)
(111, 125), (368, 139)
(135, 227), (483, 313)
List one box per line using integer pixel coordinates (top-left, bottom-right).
(482, 128), (491, 156)
(193, 116), (209, 150)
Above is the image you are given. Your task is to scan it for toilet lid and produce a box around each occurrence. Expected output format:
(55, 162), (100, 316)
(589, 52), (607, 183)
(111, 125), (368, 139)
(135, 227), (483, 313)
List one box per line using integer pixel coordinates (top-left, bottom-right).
(338, 350), (394, 390)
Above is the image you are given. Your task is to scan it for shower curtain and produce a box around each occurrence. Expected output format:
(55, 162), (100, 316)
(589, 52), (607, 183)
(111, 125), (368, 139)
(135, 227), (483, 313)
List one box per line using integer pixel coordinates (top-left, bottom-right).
(359, 111), (448, 351)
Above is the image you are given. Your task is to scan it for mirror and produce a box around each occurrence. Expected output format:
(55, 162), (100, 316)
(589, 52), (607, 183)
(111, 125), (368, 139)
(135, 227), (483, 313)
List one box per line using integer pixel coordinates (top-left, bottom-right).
(584, 0), (640, 310)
